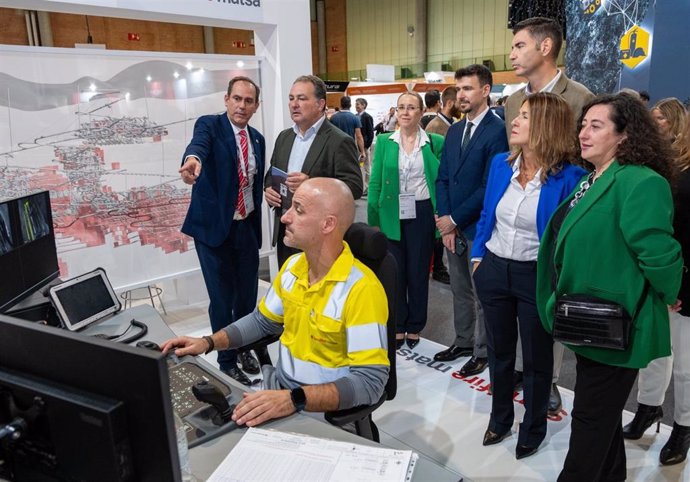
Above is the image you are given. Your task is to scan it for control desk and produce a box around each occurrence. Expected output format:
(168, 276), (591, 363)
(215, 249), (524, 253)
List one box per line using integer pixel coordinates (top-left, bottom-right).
(81, 305), (463, 482)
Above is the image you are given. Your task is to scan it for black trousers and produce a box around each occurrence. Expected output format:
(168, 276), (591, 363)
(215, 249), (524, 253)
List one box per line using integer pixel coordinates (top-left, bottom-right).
(473, 250), (553, 447)
(387, 199), (435, 335)
(558, 354), (638, 482)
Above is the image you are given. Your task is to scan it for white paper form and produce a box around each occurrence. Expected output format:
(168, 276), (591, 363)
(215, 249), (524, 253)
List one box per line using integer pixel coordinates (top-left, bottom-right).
(207, 427), (417, 482)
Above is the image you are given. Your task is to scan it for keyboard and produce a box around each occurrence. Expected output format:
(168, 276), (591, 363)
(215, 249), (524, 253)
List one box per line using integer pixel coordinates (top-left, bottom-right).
(168, 361), (232, 418)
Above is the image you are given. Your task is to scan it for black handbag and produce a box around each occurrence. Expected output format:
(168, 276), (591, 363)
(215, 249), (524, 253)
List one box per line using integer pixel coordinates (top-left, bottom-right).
(553, 294), (633, 350)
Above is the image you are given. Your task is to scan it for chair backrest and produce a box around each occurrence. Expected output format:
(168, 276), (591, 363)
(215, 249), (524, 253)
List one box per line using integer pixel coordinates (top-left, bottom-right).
(344, 222), (398, 400)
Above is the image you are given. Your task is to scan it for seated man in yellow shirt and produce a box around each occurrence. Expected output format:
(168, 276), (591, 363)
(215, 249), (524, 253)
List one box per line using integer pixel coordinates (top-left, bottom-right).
(161, 178), (389, 427)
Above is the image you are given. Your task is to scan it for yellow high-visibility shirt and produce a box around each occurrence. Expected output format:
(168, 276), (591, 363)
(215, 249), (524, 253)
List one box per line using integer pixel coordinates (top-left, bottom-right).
(258, 242), (389, 385)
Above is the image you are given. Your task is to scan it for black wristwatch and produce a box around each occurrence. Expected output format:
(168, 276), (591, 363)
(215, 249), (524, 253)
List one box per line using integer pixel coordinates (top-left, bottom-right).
(290, 387), (306, 412)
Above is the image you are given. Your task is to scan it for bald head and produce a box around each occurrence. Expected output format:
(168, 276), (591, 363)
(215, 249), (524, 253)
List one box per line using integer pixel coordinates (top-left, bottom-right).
(303, 177), (355, 236)
(280, 177), (355, 253)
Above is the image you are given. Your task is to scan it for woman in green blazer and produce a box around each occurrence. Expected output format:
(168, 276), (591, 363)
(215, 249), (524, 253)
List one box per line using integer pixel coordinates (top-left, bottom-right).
(368, 91), (444, 349)
(536, 93), (683, 481)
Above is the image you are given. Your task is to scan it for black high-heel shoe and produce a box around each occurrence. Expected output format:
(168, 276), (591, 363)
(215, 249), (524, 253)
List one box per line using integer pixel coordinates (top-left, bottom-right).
(395, 337), (405, 350)
(516, 444), (538, 460)
(660, 422), (690, 465)
(482, 428), (511, 446)
(622, 403), (663, 440)
(406, 335), (420, 349)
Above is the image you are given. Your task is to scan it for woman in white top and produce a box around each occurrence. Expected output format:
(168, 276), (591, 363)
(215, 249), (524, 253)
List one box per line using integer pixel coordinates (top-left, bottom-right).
(367, 92), (444, 349)
(470, 93), (585, 458)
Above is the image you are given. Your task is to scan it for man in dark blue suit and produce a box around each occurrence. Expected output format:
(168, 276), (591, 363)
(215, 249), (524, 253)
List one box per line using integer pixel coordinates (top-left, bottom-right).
(179, 76), (266, 386)
(433, 65), (509, 375)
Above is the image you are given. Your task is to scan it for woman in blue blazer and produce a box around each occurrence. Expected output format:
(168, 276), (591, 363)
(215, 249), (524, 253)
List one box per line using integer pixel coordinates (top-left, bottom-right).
(471, 93), (586, 458)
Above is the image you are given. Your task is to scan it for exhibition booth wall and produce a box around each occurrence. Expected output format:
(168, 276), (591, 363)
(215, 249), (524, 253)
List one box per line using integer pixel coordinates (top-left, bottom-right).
(0, 0), (311, 291)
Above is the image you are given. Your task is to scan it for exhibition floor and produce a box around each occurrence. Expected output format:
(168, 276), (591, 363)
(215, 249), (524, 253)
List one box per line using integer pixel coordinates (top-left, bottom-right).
(158, 292), (688, 482)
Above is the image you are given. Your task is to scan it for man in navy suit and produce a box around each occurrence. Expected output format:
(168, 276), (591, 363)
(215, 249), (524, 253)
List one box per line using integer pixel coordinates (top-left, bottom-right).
(179, 76), (266, 386)
(433, 65), (509, 375)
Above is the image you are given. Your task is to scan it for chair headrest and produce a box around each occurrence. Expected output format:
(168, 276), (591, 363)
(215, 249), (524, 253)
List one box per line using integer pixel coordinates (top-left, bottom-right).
(344, 223), (387, 262)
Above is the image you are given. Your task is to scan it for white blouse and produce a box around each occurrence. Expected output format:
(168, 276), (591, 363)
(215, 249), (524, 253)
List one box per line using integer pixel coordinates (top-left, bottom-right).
(485, 156), (542, 261)
(390, 128), (431, 201)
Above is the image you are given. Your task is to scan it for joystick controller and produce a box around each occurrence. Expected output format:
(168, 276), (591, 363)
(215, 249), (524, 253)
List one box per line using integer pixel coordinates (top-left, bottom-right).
(192, 380), (234, 425)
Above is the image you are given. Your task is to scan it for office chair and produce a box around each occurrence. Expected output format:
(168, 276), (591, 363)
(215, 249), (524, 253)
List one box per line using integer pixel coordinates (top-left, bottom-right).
(242, 222), (398, 442)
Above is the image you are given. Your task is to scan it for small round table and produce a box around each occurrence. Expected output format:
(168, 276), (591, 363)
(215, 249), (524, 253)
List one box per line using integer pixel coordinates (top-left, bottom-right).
(120, 285), (167, 315)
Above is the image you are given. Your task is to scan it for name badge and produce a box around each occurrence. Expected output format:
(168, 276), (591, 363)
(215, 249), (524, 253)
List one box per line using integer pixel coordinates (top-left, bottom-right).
(399, 193), (416, 219)
(242, 186), (254, 213)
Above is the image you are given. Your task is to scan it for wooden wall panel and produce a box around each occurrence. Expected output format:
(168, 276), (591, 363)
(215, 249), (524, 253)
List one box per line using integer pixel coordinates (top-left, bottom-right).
(311, 21), (319, 74)
(213, 27), (256, 56)
(0, 8), (29, 46)
(50, 13), (207, 52)
(325, 0), (347, 76)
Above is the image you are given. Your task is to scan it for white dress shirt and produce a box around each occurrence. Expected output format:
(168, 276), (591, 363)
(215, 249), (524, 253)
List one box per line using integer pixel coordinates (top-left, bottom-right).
(525, 69), (562, 95)
(287, 114), (327, 173)
(484, 155), (542, 261)
(390, 127), (431, 201)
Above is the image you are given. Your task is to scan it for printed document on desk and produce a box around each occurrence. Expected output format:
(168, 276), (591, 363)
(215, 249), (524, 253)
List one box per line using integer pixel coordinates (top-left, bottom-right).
(207, 427), (417, 482)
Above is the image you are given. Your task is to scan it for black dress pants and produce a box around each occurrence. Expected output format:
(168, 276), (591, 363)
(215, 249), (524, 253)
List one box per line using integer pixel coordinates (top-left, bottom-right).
(558, 354), (638, 482)
(387, 199), (435, 335)
(194, 218), (259, 371)
(473, 250), (553, 447)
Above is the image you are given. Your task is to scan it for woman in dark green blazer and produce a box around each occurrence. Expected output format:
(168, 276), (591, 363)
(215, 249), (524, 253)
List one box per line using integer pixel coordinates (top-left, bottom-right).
(536, 93), (683, 481)
(368, 91), (444, 349)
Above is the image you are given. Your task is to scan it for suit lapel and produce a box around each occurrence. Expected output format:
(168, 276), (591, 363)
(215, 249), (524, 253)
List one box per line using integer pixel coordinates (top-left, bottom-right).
(301, 120), (331, 174)
(452, 119), (468, 177)
(552, 72), (569, 97)
(273, 129), (295, 172)
(454, 114), (491, 176)
(462, 115), (490, 157)
(220, 114), (238, 165)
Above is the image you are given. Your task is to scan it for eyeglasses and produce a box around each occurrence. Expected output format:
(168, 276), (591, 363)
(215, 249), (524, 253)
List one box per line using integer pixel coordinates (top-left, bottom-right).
(396, 105), (420, 112)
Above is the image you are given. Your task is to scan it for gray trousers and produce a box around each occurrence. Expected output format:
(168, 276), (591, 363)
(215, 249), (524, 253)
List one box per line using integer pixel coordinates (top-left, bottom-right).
(446, 237), (486, 357)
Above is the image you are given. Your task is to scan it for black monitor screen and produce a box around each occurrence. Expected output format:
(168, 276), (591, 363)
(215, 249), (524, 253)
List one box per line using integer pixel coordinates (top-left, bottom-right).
(0, 191), (60, 312)
(0, 314), (181, 481)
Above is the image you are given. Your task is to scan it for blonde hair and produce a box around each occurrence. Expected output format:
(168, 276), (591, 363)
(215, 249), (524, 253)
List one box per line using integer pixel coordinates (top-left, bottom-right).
(508, 92), (578, 181)
(673, 111), (690, 172)
(653, 97), (686, 145)
(397, 91), (424, 110)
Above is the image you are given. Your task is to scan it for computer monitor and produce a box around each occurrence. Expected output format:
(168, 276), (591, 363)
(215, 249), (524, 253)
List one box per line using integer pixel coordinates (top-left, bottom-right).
(0, 191), (60, 312)
(0, 314), (181, 482)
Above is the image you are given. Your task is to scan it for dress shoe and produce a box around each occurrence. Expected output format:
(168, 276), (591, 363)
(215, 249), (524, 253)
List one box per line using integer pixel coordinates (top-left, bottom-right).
(516, 444), (538, 460)
(238, 351), (260, 375)
(622, 403), (663, 440)
(459, 356), (488, 376)
(221, 366), (252, 386)
(660, 422), (690, 465)
(482, 428), (511, 446)
(513, 370), (523, 391)
(431, 267), (450, 285)
(406, 335), (420, 349)
(434, 345), (473, 362)
(395, 337), (405, 350)
(548, 383), (562, 415)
